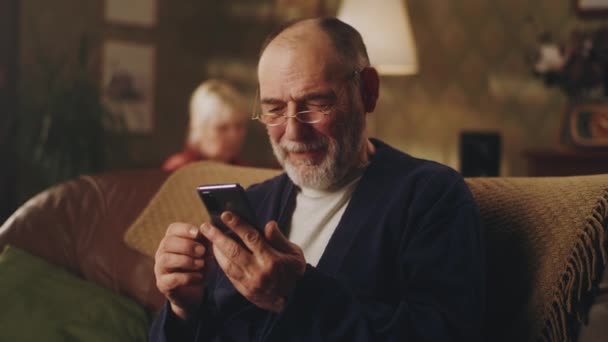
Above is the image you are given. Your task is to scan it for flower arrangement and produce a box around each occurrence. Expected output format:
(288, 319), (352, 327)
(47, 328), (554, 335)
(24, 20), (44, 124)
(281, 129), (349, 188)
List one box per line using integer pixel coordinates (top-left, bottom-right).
(533, 27), (608, 100)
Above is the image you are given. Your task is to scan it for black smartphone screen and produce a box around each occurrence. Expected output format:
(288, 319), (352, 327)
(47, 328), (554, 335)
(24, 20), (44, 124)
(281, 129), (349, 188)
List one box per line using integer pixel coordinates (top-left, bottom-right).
(196, 183), (260, 233)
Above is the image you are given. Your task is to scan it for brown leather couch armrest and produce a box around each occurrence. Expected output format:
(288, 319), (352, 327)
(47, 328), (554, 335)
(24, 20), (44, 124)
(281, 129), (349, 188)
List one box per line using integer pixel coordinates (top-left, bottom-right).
(0, 168), (169, 313)
(0, 178), (85, 274)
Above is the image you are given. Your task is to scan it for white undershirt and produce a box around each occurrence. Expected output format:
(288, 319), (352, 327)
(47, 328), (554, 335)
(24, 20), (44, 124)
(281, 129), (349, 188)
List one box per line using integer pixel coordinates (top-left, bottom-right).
(288, 174), (362, 266)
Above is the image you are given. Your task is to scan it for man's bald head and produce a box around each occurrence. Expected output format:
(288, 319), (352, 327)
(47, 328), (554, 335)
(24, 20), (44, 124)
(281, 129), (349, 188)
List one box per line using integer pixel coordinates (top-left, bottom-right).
(260, 17), (370, 78)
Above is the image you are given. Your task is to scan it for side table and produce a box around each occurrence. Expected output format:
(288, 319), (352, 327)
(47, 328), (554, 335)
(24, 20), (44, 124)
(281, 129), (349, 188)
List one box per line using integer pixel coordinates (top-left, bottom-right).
(524, 148), (608, 176)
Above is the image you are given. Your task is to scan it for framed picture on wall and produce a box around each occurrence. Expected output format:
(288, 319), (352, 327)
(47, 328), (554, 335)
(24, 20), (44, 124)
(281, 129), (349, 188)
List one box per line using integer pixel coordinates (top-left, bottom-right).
(105, 0), (157, 27)
(560, 102), (608, 147)
(576, 0), (608, 16)
(101, 40), (156, 134)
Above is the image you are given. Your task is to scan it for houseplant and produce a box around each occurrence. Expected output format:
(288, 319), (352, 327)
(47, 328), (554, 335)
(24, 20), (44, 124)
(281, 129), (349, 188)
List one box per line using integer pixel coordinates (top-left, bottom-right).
(533, 27), (608, 100)
(16, 36), (125, 202)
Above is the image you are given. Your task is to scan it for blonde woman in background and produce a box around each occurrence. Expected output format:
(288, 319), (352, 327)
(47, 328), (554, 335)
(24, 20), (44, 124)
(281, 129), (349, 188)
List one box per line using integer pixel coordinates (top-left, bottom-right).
(162, 80), (248, 172)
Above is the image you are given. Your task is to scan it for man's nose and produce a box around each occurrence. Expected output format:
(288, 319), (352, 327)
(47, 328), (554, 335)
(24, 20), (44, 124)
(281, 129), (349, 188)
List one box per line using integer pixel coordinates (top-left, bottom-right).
(283, 113), (310, 141)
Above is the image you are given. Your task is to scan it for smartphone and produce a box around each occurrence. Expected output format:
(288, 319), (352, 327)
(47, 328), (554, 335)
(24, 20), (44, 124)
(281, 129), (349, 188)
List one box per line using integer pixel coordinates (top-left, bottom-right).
(196, 183), (260, 234)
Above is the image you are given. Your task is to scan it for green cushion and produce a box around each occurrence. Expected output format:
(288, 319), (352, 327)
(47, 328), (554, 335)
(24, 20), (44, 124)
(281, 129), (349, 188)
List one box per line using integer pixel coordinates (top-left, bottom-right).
(0, 245), (149, 341)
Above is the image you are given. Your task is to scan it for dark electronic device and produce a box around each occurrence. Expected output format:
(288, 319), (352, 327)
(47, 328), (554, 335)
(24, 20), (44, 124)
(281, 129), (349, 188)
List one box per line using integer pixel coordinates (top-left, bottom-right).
(196, 183), (260, 234)
(459, 132), (501, 177)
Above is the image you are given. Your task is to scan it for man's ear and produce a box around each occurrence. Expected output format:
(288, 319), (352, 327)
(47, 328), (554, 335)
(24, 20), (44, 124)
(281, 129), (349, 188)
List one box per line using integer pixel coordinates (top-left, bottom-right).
(359, 67), (379, 113)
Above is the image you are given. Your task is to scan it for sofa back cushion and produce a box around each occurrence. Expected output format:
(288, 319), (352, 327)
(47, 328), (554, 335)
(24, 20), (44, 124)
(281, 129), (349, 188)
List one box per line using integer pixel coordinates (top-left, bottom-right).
(123, 161), (281, 258)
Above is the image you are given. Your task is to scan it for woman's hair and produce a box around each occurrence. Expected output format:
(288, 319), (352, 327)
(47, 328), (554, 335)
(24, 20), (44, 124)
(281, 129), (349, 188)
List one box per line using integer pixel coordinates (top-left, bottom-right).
(187, 79), (246, 146)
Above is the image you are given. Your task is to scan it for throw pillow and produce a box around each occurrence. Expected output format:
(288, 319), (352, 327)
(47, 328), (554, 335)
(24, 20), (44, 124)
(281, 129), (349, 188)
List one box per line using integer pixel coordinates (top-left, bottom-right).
(0, 245), (149, 342)
(123, 161), (281, 258)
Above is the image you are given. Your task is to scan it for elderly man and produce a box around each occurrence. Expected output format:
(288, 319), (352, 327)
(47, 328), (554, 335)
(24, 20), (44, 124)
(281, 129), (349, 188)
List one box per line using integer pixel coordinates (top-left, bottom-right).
(151, 17), (484, 341)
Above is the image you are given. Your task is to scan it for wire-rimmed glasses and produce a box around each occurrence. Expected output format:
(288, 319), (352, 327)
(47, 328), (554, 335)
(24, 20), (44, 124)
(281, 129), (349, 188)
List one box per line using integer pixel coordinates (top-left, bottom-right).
(251, 69), (362, 127)
(251, 89), (333, 127)
(253, 108), (331, 127)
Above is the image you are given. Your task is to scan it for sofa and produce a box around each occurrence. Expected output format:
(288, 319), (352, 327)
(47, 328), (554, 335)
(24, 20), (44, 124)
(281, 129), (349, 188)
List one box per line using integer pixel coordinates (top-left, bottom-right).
(0, 161), (607, 341)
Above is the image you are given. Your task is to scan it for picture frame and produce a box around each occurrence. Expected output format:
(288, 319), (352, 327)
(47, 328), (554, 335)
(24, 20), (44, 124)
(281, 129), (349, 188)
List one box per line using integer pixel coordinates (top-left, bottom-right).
(559, 102), (608, 147)
(104, 0), (157, 27)
(101, 40), (156, 134)
(576, 0), (608, 16)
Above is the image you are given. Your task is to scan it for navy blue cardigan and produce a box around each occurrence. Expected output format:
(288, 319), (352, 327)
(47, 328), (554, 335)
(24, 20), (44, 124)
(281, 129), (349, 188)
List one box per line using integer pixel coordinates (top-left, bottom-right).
(150, 139), (485, 341)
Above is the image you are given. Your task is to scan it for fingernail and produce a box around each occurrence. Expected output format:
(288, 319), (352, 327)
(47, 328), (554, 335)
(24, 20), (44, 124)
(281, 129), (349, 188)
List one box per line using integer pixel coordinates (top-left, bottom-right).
(194, 259), (205, 268)
(222, 212), (234, 223)
(200, 223), (210, 232)
(189, 227), (198, 236)
(195, 245), (205, 256)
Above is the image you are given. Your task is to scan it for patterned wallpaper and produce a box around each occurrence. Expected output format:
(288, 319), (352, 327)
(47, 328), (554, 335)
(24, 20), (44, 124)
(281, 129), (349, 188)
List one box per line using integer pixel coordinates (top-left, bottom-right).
(18, 0), (608, 175)
(372, 0), (607, 175)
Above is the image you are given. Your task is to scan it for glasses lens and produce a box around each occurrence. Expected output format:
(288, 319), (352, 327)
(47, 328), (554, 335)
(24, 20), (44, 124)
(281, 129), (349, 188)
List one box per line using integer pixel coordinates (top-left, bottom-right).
(297, 111), (323, 123)
(260, 113), (284, 126)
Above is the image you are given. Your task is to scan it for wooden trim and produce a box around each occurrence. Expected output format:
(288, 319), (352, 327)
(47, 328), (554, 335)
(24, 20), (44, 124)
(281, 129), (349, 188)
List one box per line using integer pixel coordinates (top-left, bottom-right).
(524, 148), (608, 176)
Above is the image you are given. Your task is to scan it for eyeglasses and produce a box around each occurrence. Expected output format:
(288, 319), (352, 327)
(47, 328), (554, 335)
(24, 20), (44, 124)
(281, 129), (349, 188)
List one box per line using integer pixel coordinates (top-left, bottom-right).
(254, 110), (332, 127)
(251, 88), (333, 127)
(251, 69), (362, 127)
(253, 108), (332, 127)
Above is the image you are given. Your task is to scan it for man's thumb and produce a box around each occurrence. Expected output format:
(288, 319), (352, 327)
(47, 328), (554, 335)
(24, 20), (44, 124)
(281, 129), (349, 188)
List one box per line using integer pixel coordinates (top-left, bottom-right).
(264, 221), (292, 252)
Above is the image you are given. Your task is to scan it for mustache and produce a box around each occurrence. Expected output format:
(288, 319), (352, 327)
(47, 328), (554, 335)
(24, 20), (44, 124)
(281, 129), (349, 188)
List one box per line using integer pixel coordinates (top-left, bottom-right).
(279, 137), (329, 153)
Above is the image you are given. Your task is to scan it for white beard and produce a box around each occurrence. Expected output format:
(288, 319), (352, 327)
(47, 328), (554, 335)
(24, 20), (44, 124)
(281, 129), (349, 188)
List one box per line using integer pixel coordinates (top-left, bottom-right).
(270, 111), (366, 190)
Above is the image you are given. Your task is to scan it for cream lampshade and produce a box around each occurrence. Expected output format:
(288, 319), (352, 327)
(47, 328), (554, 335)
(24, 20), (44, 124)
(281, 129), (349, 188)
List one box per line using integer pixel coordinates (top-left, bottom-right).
(337, 0), (418, 75)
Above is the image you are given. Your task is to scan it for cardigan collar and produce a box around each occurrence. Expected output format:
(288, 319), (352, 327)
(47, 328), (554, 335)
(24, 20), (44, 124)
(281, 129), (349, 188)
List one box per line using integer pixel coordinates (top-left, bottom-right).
(275, 138), (398, 274)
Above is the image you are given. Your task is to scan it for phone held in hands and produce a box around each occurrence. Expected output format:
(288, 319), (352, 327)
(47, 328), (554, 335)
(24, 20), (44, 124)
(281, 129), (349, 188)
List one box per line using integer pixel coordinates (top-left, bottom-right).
(196, 183), (260, 234)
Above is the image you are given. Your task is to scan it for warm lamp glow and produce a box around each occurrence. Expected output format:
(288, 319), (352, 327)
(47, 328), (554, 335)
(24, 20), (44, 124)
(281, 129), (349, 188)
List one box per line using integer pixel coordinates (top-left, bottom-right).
(337, 0), (418, 75)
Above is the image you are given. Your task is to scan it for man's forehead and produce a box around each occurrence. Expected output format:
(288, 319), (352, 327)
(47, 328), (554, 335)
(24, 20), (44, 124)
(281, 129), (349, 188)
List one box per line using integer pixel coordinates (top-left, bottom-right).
(258, 30), (342, 87)
(258, 55), (336, 100)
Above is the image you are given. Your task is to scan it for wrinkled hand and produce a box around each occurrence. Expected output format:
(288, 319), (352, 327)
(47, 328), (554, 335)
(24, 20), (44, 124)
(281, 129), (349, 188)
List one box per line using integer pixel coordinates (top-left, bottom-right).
(154, 222), (211, 320)
(200, 212), (306, 312)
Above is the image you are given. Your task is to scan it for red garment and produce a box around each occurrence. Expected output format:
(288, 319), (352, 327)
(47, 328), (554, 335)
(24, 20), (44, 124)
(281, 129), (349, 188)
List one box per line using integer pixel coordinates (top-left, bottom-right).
(162, 146), (245, 172)
(162, 146), (204, 172)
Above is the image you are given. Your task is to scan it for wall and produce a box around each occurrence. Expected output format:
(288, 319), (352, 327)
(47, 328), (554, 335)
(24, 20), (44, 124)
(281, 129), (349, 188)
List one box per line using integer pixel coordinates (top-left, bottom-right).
(17, 0), (608, 179)
(18, 0), (280, 171)
(375, 0), (607, 175)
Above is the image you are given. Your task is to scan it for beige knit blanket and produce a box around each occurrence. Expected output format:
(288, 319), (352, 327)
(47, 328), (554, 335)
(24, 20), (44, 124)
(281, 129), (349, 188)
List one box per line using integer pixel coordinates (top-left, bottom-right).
(466, 175), (608, 342)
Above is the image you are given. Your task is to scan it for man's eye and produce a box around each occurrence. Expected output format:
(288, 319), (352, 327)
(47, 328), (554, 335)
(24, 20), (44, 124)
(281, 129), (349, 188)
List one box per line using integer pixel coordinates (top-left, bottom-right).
(266, 107), (284, 114)
(307, 103), (331, 111)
